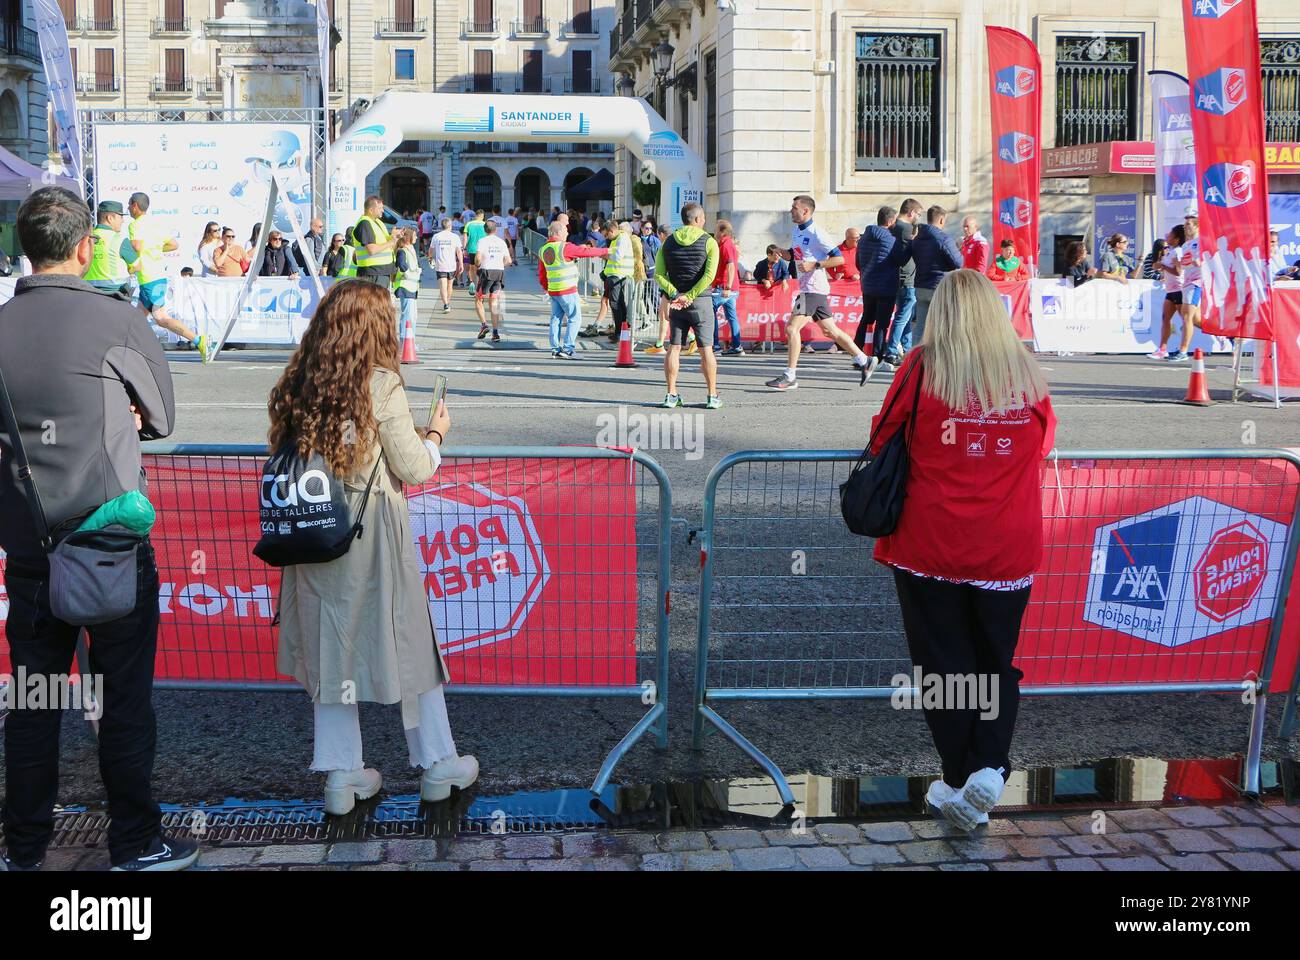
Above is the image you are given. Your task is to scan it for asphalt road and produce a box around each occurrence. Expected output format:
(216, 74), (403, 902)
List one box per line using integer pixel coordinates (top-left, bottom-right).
(6, 264), (1298, 808)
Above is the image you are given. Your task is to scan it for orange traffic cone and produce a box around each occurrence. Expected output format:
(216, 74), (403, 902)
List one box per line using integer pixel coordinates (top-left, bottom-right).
(400, 308), (418, 364)
(613, 322), (638, 368)
(1180, 348), (1213, 406)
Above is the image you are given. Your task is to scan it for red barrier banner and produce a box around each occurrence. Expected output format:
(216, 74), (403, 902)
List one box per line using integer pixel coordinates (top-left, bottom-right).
(1181, 0), (1275, 340)
(723, 279), (1032, 345)
(1021, 457), (1298, 693)
(1258, 284), (1300, 393)
(986, 26), (1043, 277)
(0, 455), (639, 687)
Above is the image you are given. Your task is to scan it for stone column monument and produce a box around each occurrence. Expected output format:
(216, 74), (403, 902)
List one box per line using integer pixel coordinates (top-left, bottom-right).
(205, 0), (323, 111)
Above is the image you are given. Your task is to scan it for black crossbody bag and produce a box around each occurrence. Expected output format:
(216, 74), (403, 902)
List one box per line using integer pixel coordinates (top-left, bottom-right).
(839, 357), (925, 538)
(0, 365), (144, 625)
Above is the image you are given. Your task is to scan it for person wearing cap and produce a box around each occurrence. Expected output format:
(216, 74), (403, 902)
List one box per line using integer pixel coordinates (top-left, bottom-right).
(85, 200), (138, 295)
(258, 229), (300, 278)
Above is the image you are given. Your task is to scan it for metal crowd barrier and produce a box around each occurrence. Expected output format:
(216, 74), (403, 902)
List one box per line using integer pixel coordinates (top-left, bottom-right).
(123, 443), (672, 795)
(520, 227), (547, 265)
(692, 449), (1300, 806)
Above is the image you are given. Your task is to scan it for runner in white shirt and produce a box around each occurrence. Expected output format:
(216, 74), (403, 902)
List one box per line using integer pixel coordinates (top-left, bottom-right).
(504, 209), (520, 259)
(429, 218), (464, 314)
(473, 219), (513, 342)
(1169, 214), (1203, 361)
(765, 195), (876, 391)
(461, 206), (475, 225)
(418, 209), (436, 255)
(1147, 224), (1187, 360)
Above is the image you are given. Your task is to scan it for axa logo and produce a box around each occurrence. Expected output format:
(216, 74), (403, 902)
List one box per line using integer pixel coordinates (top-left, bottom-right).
(997, 131), (1036, 165)
(998, 196), (1033, 228)
(1040, 294), (1062, 317)
(1194, 67), (1248, 116)
(1192, 0), (1243, 17)
(995, 65), (1036, 99)
(1159, 96), (1193, 132)
(1101, 514), (1178, 610)
(1202, 161), (1254, 208)
(260, 471), (331, 509)
(1166, 165), (1197, 200)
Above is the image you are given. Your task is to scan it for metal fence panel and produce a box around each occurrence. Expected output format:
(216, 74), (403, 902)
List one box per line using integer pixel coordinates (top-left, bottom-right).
(693, 449), (1300, 805)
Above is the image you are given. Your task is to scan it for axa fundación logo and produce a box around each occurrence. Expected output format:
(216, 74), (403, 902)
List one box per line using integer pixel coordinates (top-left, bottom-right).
(997, 131), (1036, 165)
(994, 65), (1037, 99)
(1193, 67), (1248, 116)
(1202, 161), (1254, 209)
(1084, 496), (1285, 647)
(1192, 0), (1244, 18)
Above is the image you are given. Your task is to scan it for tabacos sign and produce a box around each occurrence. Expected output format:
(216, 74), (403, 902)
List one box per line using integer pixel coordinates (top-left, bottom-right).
(1193, 67), (1248, 116)
(1202, 161), (1255, 208)
(1083, 496), (1286, 647)
(997, 131), (1035, 165)
(994, 65), (1036, 99)
(407, 482), (550, 656)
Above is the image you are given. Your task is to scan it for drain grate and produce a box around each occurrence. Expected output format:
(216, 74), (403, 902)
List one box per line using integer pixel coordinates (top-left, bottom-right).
(24, 793), (609, 851)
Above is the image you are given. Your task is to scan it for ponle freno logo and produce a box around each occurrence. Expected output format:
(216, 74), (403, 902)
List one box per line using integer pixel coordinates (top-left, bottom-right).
(1083, 496), (1284, 647)
(997, 131), (1035, 165)
(994, 65), (1036, 99)
(1193, 67), (1248, 116)
(407, 482), (550, 656)
(1202, 161), (1254, 208)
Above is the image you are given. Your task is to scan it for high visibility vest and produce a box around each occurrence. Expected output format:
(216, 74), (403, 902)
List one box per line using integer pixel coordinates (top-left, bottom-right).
(338, 243), (358, 277)
(602, 234), (634, 279)
(393, 247), (421, 294)
(353, 215), (393, 268)
(84, 224), (128, 283)
(540, 240), (577, 293)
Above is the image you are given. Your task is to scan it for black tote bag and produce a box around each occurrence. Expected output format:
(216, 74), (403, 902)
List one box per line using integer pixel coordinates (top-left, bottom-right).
(839, 357), (925, 538)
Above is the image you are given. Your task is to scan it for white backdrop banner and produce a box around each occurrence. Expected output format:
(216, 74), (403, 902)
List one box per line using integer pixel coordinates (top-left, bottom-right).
(93, 121), (314, 275)
(168, 276), (331, 344)
(32, 0), (83, 184)
(1030, 278), (1231, 353)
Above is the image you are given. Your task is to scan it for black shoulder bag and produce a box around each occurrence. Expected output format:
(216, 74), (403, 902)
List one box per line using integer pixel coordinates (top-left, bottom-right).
(839, 357), (925, 538)
(252, 443), (384, 567)
(0, 364), (144, 625)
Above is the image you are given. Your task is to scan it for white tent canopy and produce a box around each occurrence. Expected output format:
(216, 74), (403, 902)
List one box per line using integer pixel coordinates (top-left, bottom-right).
(327, 92), (705, 233)
(0, 144), (79, 201)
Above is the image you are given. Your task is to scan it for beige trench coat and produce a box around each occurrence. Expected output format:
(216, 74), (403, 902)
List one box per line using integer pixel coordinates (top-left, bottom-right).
(276, 367), (449, 728)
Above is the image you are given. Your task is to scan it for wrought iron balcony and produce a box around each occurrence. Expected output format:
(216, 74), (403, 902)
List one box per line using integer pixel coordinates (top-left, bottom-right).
(76, 74), (120, 93)
(196, 77), (223, 98)
(560, 75), (601, 94)
(461, 18), (499, 37)
(76, 15), (117, 32)
(459, 75), (513, 93)
(563, 14), (598, 37)
(376, 18), (426, 35)
(150, 76), (193, 95)
(0, 25), (41, 62)
(151, 17), (191, 34)
(511, 16), (548, 37)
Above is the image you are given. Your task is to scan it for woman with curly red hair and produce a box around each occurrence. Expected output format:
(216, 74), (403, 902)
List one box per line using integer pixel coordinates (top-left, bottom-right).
(268, 280), (478, 814)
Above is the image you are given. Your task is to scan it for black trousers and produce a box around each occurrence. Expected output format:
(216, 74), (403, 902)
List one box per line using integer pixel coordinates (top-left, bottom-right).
(857, 293), (897, 354)
(2, 544), (163, 866)
(605, 276), (630, 332)
(891, 567), (1030, 789)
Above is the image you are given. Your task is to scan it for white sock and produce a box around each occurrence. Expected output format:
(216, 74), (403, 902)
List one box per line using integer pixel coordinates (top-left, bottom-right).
(785, 368), (797, 380)
(853, 355), (869, 367)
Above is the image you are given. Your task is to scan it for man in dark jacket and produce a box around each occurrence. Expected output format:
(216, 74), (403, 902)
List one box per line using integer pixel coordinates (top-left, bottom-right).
(855, 205), (911, 358)
(883, 198), (921, 366)
(0, 187), (197, 872)
(909, 204), (963, 347)
(259, 230), (299, 278)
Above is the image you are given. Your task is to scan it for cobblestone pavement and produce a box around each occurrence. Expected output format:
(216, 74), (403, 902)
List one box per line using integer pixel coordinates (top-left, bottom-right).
(34, 802), (1300, 871)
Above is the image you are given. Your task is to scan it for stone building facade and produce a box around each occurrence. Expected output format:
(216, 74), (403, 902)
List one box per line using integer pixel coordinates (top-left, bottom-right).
(609, 0), (1300, 267)
(2, 0), (51, 165)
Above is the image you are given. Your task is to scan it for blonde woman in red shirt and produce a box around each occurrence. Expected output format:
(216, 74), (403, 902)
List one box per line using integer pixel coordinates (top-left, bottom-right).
(869, 268), (1056, 831)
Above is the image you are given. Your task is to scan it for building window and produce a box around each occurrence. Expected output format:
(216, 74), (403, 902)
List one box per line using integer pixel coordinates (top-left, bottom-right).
(571, 0), (592, 34)
(522, 48), (542, 92)
(1055, 35), (1139, 147)
(704, 49), (717, 176)
(855, 33), (941, 172)
(473, 49), (493, 91)
(676, 84), (690, 143)
(1262, 38), (1300, 142)
(395, 49), (415, 81)
(394, 0), (415, 32)
(95, 48), (115, 91)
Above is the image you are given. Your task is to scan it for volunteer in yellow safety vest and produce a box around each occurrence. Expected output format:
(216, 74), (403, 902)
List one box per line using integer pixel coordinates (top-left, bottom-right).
(536, 220), (605, 359)
(353, 194), (397, 287)
(392, 228), (422, 340)
(84, 199), (138, 295)
(600, 222), (637, 344)
(127, 191), (209, 361)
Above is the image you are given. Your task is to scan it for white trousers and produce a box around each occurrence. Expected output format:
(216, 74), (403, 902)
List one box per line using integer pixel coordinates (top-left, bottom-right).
(311, 684), (457, 772)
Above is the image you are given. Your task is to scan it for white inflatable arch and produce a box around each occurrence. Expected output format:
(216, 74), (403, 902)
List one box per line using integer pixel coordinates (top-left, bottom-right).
(327, 92), (705, 233)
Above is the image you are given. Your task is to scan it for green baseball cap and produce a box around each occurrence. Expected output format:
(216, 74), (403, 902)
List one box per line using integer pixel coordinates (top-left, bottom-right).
(97, 200), (125, 215)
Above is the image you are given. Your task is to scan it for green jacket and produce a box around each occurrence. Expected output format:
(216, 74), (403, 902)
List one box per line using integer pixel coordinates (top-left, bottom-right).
(654, 225), (719, 302)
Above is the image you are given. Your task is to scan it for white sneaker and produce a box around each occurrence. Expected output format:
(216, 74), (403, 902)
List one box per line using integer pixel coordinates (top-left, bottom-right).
(1146, 349), (1167, 360)
(420, 754), (480, 802)
(323, 767), (382, 816)
(925, 779), (988, 828)
(961, 766), (1006, 813)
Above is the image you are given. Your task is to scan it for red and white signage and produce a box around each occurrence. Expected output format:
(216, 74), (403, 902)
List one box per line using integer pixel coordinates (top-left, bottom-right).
(987, 26), (1043, 276)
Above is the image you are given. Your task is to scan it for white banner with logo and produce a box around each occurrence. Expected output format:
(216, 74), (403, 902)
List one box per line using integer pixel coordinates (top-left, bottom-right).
(32, 0), (83, 185)
(1030, 278), (1232, 353)
(93, 121), (314, 275)
(1149, 71), (1197, 236)
(167, 276), (331, 344)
